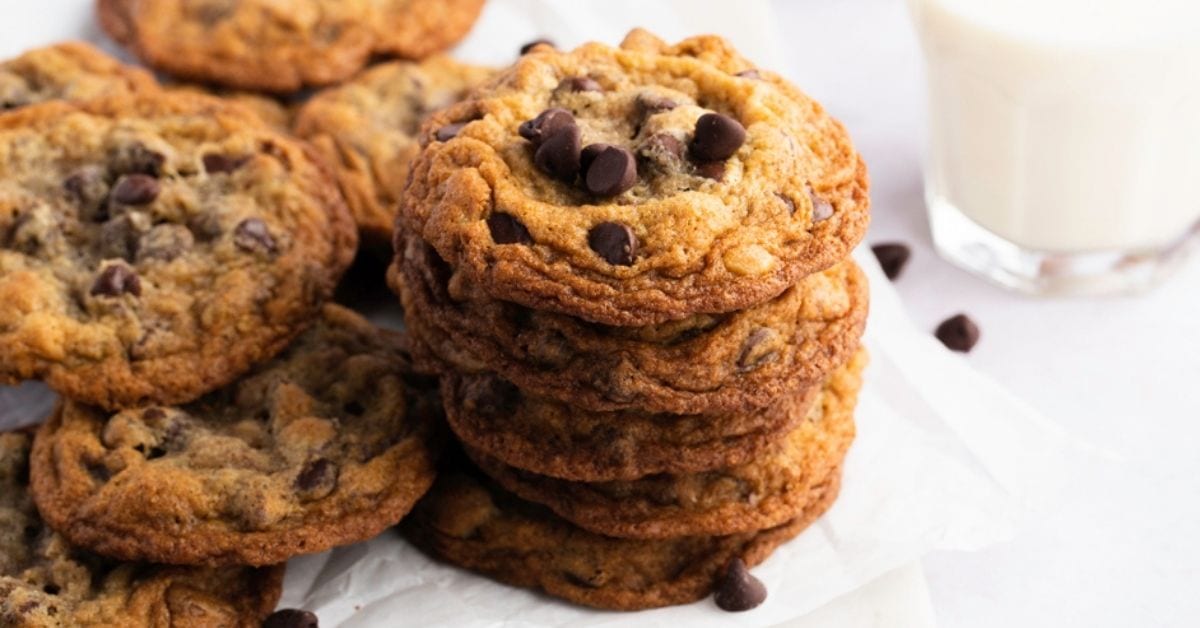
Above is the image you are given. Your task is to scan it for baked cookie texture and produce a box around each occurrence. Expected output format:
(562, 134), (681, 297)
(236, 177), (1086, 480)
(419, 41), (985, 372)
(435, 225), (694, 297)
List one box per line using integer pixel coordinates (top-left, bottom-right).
(1, 431), (283, 628)
(97, 0), (486, 93)
(394, 29), (869, 326)
(0, 93), (356, 410)
(295, 57), (494, 250)
(404, 464), (841, 611)
(393, 230), (868, 414)
(0, 41), (155, 111)
(467, 351), (863, 539)
(30, 305), (441, 567)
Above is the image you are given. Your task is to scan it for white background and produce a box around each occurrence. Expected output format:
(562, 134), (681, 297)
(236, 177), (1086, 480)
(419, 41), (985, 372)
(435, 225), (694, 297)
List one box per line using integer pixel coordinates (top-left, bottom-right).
(769, 1), (1200, 627)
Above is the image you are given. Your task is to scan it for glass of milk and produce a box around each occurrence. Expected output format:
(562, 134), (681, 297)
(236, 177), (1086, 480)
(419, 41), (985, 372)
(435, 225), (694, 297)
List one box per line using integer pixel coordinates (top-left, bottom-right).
(908, 0), (1200, 294)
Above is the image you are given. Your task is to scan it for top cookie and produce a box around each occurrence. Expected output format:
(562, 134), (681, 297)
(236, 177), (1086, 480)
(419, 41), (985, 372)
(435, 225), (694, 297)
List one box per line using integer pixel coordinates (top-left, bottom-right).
(1, 431), (283, 627)
(0, 41), (155, 111)
(295, 56), (494, 250)
(97, 0), (487, 93)
(0, 93), (356, 410)
(396, 29), (869, 325)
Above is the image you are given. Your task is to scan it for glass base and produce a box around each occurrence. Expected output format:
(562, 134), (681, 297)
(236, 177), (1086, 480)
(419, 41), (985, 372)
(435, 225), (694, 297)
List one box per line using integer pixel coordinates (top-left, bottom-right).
(927, 195), (1200, 296)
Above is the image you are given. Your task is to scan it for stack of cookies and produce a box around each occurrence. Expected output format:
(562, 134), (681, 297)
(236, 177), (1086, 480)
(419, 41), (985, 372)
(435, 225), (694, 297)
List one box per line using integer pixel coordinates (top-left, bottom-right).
(390, 30), (871, 611)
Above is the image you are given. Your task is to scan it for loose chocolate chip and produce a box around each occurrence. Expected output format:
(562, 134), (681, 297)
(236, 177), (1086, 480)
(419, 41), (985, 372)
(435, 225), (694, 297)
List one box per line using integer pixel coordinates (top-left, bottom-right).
(776, 193), (796, 214)
(558, 76), (602, 93)
(435, 122), (467, 142)
(808, 185), (834, 222)
(588, 222), (637, 266)
(91, 264), (141, 298)
(263, 609), (320, 628)
(736, 328), (780, 372)
(295, 458), (338, 500)
(202, 153), (247, 174)
(690, 113), (747, 162)
(935, 314), (980, 353)
(519, 38), (555, 55)
(694, 161), (726, 181)
(110, 174), (160, 206)
(518, 108), (575, 147)
(580, 142), (613, 175)
(871, 243), (911, 280)
(137, 224), (194, 263)
(110, 143), (165, 176)
(487, 212), (533, 245)
(637, 94), (679, 116)
(584, 145), (637, 196)
(639, 134), (685, 167)
(63, 166), (110, 221)
(533, 125), (582, 182)
(233, 218), (277, 254)
(736, 69), (763, 79)
(714, 558), (767, 612)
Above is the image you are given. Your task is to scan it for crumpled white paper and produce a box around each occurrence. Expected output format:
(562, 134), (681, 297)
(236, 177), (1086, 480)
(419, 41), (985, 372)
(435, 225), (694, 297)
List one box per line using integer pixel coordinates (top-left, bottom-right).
(0, 1), (1069, 626)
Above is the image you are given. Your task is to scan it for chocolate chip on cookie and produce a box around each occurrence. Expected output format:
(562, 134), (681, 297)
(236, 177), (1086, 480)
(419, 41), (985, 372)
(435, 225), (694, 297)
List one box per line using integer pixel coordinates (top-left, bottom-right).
(557, 76), (602, 93)
(487, 213), (534, 245)
(436, 122), (468, 141)
(519, 108), (576, 146)
(808, 185), (835, 222)
(233, 218), (278, 255)
(109, 174), (160, 206)
(588, 222), (637, 266)
(583, 145), (637, 196)
(714, 558), (767, 612)
(91, 263), (142, 298)
(203, 153), (248, 174)
(520, 38), (556, 55)
(690, 113), (746, 162)
(534, 124), (583, 182)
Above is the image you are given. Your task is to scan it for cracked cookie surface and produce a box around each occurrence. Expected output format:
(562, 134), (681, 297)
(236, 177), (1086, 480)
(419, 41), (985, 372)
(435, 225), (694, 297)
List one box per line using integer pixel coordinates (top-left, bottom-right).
(30, 305), (441, 567)
(1, 431), (283, 628)
(467, 351), (864, 539)
(98, 0), (486, 92)
(0, 92), (356, 410)
(296, 57), (494, 251)
(394, 230), (867, 414)
(395, 29), (869, 325)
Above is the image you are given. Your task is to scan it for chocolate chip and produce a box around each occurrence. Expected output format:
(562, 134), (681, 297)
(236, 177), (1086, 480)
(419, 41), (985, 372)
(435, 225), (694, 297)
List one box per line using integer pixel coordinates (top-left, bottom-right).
(518, 108), (575, 147)
(776, 193), (796, 214)
(690, 113), (746, 162)
(871, 243), (911, 281)
(137, 224), (194, 263)
(808, 185), (834, 222)
(935, 314), (980, 353)
(587, 222), (637, 266)
(694, 161), (726, 181)
(487, 212), (533, 245)
(435, 122), (467, 142)
(533, 125), (582, 182)
(233, 218), (277, 254)
(736, 69), (763, 79)
(584, 145), (637, 196)
(295, 458), (338, 501)
(110, 174), (160, 206)
(142, 408), (166, 422)
(637, 94), (679, 116)
(465, 376), (520, 419)
(638, 134), (685, 168)
(557, 76), (602, 93)
(202, 153), (247, 174)
(63, 166), (110, 221)
(98, 215), (141, 261)
(91, 264), (141, 298)
(519, 38), (555, 55)
(714, 558), (767, 612)
(263, 609), (320, 628)
(110, 143), (165, 176)
(580, 142), (613, 175)
(736, 328), (780, 372)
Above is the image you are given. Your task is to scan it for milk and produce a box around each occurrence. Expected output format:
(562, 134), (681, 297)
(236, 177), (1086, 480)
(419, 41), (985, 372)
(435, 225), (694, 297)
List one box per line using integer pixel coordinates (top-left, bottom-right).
(909, 0), (1200, 255)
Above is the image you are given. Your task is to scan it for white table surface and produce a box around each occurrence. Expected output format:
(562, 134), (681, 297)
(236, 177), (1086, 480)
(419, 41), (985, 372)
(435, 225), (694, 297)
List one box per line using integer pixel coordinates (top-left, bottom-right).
(770, 2), (1200, 627)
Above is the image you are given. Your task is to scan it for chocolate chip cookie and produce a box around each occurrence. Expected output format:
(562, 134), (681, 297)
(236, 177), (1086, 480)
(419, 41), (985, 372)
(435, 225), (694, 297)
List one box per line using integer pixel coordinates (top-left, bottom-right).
(98, 0), (487, 93)
(404, 464), (840, 611)
(0, 41), (155, 111)
(0, 92), (356, 410)
(295, 57), (494, 251)
(466, 351), (864, 539)
(442, 369), (820, 482)
(30, 305), (441, 567)
(393, 231), (868, 414)
(395, 29), (869, 325)
(1, 430), (283, 627)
